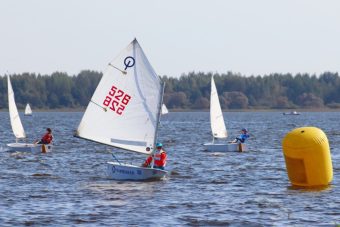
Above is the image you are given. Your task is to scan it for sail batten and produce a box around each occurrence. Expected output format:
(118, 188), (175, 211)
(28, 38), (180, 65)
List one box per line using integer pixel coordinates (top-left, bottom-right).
(74, 133), (151, 154)
(7, 76), (26, 139)
(76, 39), (163, 155)
(110, 138), (147, 146)
(210, 76), (227, 139)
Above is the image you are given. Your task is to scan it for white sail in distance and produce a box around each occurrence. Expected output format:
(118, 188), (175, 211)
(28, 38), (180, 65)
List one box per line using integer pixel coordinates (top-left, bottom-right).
(210, 76), (227, 139)
(76, 39), (163, 155)
(7, 75), (26, 139)
(161, 104), (169, 115)
(25, 104), (32, 115)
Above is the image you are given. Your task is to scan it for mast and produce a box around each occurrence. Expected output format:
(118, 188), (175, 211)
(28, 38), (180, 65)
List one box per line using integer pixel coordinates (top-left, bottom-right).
(153, 81), (165, 149)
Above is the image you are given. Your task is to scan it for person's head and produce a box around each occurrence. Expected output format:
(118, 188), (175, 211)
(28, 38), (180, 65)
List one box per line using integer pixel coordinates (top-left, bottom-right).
(241, 128), (248, 134)
(46, 128), (52, 134)
(146, 147), (151, 152)
(156, 142), (163, 150)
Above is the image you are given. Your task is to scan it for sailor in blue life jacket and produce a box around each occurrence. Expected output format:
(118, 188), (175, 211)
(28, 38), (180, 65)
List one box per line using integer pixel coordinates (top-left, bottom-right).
(232, 128), (250, 143)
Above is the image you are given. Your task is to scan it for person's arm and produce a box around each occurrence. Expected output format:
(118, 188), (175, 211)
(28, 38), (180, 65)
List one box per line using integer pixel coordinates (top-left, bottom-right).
(159, 152), (167, 166)
(142, 156), (152, 167)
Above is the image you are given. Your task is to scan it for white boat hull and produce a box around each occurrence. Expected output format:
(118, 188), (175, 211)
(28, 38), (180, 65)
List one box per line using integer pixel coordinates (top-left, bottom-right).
(204, 142), (247, 152)
(283, 112), (300, 115)
(7, 143), (52, 153)
(107, 162), (168, 181)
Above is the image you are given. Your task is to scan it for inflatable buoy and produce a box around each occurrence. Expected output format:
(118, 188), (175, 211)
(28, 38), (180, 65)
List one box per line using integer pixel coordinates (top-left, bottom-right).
(282, 127), (333, 187)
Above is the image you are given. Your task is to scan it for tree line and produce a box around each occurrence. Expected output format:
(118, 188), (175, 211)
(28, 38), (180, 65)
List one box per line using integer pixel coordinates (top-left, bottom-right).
(0, 71), (101, 109)
(163, 71), (340, 109)
(0, 71), (339, 110)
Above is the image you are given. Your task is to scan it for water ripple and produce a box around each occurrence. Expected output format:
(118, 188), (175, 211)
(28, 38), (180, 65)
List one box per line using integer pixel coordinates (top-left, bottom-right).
(0, 112), (339, 226)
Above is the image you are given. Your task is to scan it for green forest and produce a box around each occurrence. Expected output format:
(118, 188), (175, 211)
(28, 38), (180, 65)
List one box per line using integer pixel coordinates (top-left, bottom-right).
(1, 71), (340, 110)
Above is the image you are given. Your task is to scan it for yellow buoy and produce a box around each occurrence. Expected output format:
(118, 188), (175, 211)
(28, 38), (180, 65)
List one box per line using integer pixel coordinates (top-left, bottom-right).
(282, 127), (333, 187)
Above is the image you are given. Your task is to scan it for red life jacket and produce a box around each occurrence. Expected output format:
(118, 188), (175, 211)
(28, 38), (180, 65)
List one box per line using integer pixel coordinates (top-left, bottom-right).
(41, 133), (53, 144)
(153, 150), (167, 167)
(143, 150), (167, 167)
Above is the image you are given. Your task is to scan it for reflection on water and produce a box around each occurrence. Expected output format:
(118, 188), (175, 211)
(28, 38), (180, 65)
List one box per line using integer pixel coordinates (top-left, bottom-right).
(0, 111), (339, 226)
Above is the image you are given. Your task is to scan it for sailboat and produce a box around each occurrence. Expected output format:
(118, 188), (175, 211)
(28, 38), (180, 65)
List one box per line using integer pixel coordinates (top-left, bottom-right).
(161, 104), (169, 115)
(283, 111), (300, 115)
(24, 103), (33, 116)
(6, 75), (52, 153)
(75, 39), (168, 180)
(203, 76), (246, 152)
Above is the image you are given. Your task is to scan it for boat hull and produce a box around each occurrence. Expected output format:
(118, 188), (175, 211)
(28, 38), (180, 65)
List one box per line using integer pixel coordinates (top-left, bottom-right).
(283, 112), (300, 115)
(204, 142), (247, 152)
(7, 143), (52, 153)
(107, 162), (168, 181)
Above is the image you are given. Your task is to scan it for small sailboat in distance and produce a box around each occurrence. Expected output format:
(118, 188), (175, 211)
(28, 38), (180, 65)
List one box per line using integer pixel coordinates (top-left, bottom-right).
(75, 39), (167, 181)
(7, 75), (52, 152)
(283, 111), (300, 115)
(203, 76), (246, 152)
(24, 103), (33, 116)
(161, 104), (169, 115)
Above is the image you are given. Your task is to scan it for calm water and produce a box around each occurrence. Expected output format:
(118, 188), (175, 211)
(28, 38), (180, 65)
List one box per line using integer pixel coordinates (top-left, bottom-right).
(0, 111), (339, 226)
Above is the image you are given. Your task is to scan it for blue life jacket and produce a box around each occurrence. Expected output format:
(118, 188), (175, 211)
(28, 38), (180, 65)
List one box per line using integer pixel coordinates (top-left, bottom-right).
(238, 133), (250, 143)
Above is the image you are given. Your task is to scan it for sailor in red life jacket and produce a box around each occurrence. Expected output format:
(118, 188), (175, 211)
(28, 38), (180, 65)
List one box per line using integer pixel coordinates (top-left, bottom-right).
(36, 128), (53, 144)
(142, 142), (167, 170)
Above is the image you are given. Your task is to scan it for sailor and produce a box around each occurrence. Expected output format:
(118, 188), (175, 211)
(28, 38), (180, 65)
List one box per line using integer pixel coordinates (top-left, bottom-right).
(142, 142), (167, 170)
(232, 128), (250, 143)
(36, 128), (53, 144)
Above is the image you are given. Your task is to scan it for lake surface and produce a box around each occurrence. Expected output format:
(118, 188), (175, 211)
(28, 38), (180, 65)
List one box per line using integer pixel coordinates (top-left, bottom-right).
(0, 111), (339, 226)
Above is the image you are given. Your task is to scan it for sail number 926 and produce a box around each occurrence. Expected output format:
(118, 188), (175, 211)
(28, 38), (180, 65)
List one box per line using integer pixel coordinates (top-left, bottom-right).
(103, 85), (131, 115)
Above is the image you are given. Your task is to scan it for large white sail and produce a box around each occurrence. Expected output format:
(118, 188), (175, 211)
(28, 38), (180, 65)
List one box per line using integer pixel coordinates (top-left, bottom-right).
(7, 75), (26, 139)
(25, 103), (32, 115)
(210, 76), (227, 139)
(76, 39), (163, 155)
(161, 104), (169, 115)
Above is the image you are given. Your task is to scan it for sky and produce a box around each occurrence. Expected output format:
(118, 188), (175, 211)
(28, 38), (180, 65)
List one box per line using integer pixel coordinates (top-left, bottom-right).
(0, 0), (340, 77)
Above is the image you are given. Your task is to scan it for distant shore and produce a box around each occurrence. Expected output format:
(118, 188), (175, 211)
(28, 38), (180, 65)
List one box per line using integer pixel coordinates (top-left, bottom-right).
(1, 107), (340, 113)
(168, 107), (340, 112)
(0, 107), (86, 112)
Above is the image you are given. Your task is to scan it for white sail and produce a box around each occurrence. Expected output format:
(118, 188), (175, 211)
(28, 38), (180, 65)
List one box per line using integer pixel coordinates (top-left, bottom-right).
(210, 76), (227, 138)
(161, 104), (169, 115)
(76, 39), (163, 155)
(7, 75), (26, 139)
(25, 103), (32, 115)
